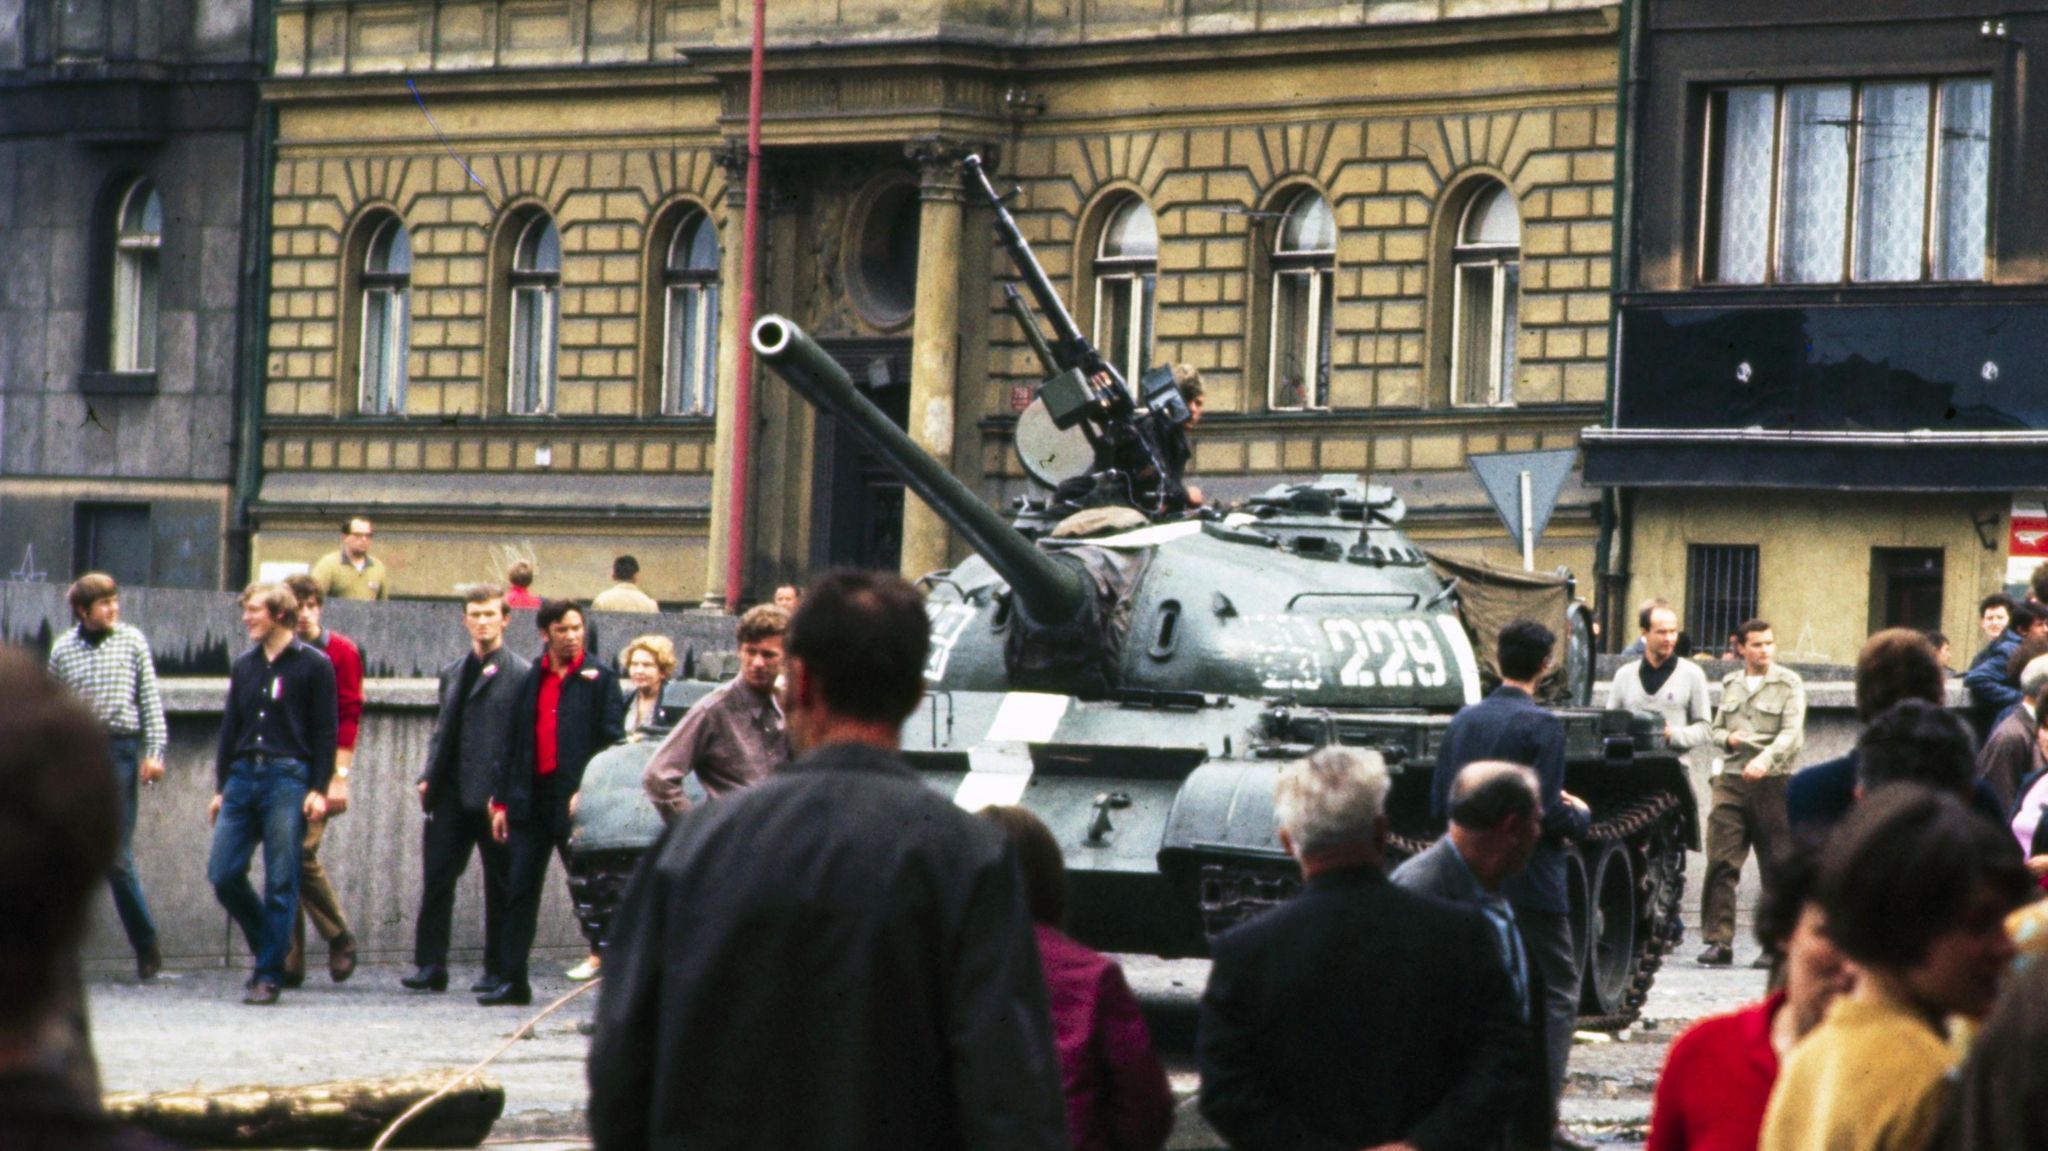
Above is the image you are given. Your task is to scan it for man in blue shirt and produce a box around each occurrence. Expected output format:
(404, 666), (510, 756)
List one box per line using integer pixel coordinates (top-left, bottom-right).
(208, 583), (336, 1006)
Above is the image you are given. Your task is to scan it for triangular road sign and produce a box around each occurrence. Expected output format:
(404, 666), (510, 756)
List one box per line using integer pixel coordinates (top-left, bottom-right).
(1468, 449), (1577, 548)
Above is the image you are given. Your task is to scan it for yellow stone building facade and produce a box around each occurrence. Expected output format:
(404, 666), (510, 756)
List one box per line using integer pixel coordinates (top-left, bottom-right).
(254, 0), (1622, 607)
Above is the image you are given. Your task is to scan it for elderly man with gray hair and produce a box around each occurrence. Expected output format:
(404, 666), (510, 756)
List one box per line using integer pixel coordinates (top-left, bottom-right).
(1198, 748), (1527, 1151)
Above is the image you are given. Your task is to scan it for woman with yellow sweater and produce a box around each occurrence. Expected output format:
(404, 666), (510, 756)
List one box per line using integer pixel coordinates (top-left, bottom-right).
(1760, 784), (2031, 1151)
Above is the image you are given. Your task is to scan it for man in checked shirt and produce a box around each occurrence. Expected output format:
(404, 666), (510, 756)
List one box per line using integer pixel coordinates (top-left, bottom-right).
(47, 573), (168, 982)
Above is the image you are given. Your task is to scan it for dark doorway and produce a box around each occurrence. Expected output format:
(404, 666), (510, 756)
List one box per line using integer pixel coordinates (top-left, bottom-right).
(1869, 547), (1945, 635)
(810, 338), (912, 573)
(74, 502), (152, 587)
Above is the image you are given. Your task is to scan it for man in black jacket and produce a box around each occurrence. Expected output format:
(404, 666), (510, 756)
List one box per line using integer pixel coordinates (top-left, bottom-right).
(403, 586), (530, 994)
(485, 599), (625, 1006)
(1430, 618), (1589, 1136)
(1198, 747), (1527, 1151)
(588, 570), (1068, 1151)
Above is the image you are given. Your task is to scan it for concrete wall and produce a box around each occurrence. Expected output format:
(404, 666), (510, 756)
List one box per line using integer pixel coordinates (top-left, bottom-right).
(0, 580), (741, 676)
(79, 679), (596, 975)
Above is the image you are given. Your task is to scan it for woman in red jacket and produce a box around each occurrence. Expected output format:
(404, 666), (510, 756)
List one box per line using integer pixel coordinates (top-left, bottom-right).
(979, 805), (1175, 1151)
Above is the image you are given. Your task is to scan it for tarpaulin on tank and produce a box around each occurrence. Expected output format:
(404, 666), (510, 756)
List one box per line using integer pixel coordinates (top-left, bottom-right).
(1424, 550), (1572, 702)
(1006, 542), (1152, 698)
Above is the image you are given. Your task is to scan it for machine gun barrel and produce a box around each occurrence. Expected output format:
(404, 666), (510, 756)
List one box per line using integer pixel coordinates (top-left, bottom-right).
(1003, 284), (1061, 378)
(964, 154), (1123, 392)
(751, 315), (1092, 626)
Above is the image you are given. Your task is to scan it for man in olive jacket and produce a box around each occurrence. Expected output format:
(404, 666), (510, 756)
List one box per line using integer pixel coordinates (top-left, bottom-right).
(486, 599), (625, 1005)
(588, 570), (1067, 1151)
(1699, 618), (1806, 966)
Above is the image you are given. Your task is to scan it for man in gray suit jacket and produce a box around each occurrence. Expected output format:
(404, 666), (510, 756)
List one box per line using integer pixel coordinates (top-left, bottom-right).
(402, 586), (530, 993)
(1393, 760), (1549, 1148)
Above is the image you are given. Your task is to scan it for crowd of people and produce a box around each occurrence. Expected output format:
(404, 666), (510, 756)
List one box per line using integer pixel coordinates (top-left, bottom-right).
(38, 507), (2048, 1150)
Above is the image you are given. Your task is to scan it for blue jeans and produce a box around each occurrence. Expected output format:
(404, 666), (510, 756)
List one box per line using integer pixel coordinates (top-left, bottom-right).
(107, 736), (159, 954)
(207, 756), (308, 985)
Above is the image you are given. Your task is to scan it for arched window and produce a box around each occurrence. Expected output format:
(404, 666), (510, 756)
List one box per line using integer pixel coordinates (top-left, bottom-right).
(1092, 197), (1157, 386)
(508, 213), (560, 415)
(663, 210), (720, 416)
(111, 179), (162, 373)
(358, 216), (411, 415)
(1452, 183), (1521, 406)
(1268, 190), (1334, 410)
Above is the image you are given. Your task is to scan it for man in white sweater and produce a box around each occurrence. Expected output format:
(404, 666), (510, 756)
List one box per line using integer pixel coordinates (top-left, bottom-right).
(1609, 601), (1713, 751)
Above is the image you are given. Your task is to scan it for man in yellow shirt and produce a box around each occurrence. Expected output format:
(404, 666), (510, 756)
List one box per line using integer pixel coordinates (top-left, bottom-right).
(1760, 785), (2030, 1151)
(309, 516), (390, 601)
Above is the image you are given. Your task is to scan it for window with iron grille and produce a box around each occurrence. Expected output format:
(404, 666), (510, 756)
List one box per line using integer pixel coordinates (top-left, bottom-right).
(1686, 544), (1760, 651)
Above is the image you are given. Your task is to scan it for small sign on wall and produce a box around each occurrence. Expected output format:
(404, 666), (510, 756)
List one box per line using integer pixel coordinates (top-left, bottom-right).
(2009, 499), (2048, 587)
(1009, 385), (1034, 413)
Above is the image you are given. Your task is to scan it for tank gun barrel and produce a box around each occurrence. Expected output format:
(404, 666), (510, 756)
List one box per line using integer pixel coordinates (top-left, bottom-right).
(751, 315), (1091, 625)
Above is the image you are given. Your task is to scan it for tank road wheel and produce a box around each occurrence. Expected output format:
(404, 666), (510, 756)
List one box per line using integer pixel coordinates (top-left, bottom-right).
(1562, 843), (1590, 988)
(1576, 790), (1688, 1030)
(1582, 842), (1638, 1017)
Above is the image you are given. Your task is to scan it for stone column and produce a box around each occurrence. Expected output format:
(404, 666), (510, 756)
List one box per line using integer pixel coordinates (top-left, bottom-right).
(700, 145), (750, 609)
(901, 140), (969, 580)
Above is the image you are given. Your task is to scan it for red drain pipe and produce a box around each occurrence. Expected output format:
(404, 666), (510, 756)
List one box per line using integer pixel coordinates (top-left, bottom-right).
(725, 0), (765, 613)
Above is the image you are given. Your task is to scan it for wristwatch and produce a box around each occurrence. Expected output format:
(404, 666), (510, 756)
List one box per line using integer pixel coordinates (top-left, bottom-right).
(334, 766), (352, 779)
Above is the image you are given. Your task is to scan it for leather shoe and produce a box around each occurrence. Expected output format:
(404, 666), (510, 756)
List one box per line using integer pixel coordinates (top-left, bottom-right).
(242, 980), (282, 1006)
(1697, 942), (1734, 966)
(136, 945), (162, 982)
(476, 981), (533, 1007)
(470, 974), (503, 994)
(400, 966), (449, 992)
(329, 932), (357, 983)
(281, 969), (306, 989)
(1552, 1127), (1596, 1151)
(1750, 951), (1776, 970)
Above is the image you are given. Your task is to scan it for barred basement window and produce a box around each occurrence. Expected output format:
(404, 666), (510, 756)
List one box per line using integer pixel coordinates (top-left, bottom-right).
(1686, 544), (1761, 651)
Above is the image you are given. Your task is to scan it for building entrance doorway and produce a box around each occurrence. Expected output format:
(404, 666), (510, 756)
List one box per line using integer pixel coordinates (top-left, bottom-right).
(809, 338), (911, 573)
(1869, 547), (1945, 635)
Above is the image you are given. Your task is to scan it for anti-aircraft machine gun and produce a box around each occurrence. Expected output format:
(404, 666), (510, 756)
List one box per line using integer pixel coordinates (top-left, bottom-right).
(562, 155), (1699, 1030)
(963, 154), (1196, 517)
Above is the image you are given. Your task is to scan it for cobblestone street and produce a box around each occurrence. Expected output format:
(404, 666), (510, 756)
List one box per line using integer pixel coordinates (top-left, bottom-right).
(88, 854), (1768, 1149)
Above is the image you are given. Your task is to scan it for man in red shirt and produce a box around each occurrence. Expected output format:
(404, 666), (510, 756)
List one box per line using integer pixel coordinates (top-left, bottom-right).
(1646, 847), (1853, 1151)
(486, 600), (625, 1005)
(282, 573), (363, 987)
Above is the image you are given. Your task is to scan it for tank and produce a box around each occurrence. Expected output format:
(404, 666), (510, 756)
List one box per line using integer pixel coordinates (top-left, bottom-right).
(567, 314), (1697, 1029)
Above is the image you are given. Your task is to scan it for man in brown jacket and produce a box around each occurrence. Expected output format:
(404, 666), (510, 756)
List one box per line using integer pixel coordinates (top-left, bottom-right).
(641, 604), (790, 820)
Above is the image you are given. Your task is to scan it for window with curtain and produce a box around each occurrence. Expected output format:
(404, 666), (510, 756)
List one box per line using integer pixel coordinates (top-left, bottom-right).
(1092, 197), (1158, 388)
(1702, 78), (1992, 284)
(111, 179), (161, 372)
(663, 210), (720, 416)
(508, 213), (560, 415)
(1452, 182), (1521, 406)
(1269, 190), (1334, 410)
(358, 215), (411, 415)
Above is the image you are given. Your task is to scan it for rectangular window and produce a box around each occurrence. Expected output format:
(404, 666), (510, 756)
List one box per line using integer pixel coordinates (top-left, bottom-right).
(74, 503), (152, 588)
(1686, 544), (1760, 653)
(664, 282), (719, 416)
(509, 285), (557, 414)
(359, 287), (409, 415)
(1269, 268), (1331, 410)
(1703, 78), (1992, 285)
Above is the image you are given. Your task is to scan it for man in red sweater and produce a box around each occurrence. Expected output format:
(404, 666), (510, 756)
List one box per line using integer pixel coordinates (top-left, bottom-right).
(282, 574), (363, 986)
(1646, 848), (1852, 1151)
